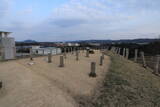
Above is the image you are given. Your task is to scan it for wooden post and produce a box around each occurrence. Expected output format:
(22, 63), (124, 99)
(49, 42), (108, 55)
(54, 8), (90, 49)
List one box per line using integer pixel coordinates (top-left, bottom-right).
(154, 55), (160, 74)
(100, 56), (103, 66)
(59, 56), (64, 67)
(0, 81), (2, 89)
(89, 62), (97, 77)
(140, 52), (147, 68)
(134, 49), (138, 62)
(76, 51), (79, 61)
(48, 53), (52, 63)
(30, 48), (33, 61)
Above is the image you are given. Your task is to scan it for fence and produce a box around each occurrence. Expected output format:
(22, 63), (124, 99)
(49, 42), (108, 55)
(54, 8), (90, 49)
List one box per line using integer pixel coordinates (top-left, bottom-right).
(109, 47), (160, 75)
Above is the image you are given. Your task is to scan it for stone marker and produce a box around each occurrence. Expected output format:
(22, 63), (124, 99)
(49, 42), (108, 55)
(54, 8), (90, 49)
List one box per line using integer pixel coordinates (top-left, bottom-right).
(126, 48), (129, 59)
(154, 55), (160, 74)
(134, 49), (138, 62)
(123, 48), (126, 57)
(76, 51), (79, 61)
(102, 53), (104, 59)
(59, 56), (64, 67)
(118, 48), (121, 55)
(89, 62), (97, 77)
(71, 48), (74, 54)
(30, 49), (33, 61)
(100, 56), (103, 66)
(86, 50), (89, 57)
(48, 53), (52, 63)
(140, 52), (147, 68)
(64, 52), (67, 59)
(0, 81), (2, 89)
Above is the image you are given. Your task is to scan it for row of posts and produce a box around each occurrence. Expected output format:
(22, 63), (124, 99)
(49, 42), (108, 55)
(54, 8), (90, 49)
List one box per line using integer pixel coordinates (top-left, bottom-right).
(111, 46), (160, 75)
(29, 47), (107, 78)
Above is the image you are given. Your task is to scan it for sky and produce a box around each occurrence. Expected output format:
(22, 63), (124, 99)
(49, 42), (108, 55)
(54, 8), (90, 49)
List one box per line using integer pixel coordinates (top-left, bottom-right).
(0, 0), (160, 41)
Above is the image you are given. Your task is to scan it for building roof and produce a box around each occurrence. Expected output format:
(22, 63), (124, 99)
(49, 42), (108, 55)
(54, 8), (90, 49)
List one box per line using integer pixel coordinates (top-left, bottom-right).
(0, 31), (12, 33)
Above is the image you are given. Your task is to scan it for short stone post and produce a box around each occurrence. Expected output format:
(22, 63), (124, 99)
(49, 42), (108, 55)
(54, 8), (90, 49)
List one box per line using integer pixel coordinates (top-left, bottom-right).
(116, 48), (119, 54)
(76, 51), (79, 61)
(89, 62), (97, 77)
(118, 48), (121, 55)
(140, 52), (147, 68)
(102, 53), (105, 59)
(86, 50), (89, 57)
(64, 52), (67, 59)
(30, 48), (33, 61)
(100, 56), (103, 66)
(123, 48), (126, 57)
(48, 53), (52, 63)
(0, 81), (2, 89)
(59, 56), (64, 67)
(82, 47), (84, 53)
(134, 49), (138, 62)
(154, 55), (160, 74)
(126, 48), (129, 59)
(71, 48), (74, 54)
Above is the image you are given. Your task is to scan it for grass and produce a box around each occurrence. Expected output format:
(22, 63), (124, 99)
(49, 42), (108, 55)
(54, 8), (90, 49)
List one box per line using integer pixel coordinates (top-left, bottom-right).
(77, 52), (160, 107)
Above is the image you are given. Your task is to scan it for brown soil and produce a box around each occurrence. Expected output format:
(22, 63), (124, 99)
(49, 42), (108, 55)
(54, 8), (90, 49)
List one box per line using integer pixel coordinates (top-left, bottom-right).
(0, 50), (110, 107)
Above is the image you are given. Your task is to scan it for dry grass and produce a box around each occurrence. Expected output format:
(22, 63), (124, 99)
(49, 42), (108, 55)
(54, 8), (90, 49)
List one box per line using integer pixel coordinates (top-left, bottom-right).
(77, 51), (160, 107)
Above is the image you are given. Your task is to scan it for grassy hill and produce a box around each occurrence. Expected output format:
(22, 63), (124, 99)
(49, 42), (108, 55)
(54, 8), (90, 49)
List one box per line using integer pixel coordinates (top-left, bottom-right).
(77, 51), (160, 107)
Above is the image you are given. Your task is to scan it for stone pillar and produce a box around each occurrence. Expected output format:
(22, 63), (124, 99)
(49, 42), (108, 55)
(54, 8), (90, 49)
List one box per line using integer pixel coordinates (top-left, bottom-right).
(30, 48), (33, 61)
(102, 53), (104, 59)
(134, 49), (138, 62)
(154, 55), (160, 74)
(100, 56), (103, 66)
(118, 48), (121, 55)
(71, 47), (74, 54)
(89, 62), (97, 77)
(86, 50), (89, 57)
(59, 56), (64, 67)
(140, 52), (147, 68)
(76, 51), (79, 61)
(83, 47), (85, 53)
(126, 48), (129, 59)
(64, 52), (67, 59)
(0, 81), (2, 89)
(123, 48), (126, 57)
(48, 53), (52, 63)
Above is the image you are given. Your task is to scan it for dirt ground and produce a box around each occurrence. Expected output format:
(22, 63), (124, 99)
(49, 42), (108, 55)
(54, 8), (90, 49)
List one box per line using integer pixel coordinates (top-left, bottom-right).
(0, 50), (110, 107)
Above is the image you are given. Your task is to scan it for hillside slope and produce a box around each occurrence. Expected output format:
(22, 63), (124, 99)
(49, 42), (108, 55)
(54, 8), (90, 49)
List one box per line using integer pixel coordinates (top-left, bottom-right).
(78, 51), (160, 107)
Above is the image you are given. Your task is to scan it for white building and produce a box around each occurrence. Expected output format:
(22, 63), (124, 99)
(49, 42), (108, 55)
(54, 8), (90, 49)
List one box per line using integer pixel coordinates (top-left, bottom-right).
(0, 31), (16, 60)
(32, 46), (61, 55)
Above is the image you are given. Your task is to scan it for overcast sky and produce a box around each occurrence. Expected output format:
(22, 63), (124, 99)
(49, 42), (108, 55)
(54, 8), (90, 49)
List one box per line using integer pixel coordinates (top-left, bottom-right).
(0, 0), (160, 41)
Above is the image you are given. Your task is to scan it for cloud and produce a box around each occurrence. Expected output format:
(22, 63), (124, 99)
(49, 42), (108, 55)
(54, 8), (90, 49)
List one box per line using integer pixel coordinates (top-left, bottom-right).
(0, 0), (10, 18)
(21, 7), (33, 14)
(1, 0), (160, 41)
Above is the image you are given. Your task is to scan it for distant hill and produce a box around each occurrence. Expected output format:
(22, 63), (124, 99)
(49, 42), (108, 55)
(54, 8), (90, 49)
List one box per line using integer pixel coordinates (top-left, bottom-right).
(68, 38), (158, 44)
(16, 38), (158, 44)
(23, 40), (37, 43)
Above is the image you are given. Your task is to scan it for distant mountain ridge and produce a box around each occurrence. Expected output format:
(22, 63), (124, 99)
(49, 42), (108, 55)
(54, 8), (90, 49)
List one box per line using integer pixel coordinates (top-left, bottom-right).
(67, 38), (158, 44)
(22, 40), (37, 43)
(17, 38), (158, 44)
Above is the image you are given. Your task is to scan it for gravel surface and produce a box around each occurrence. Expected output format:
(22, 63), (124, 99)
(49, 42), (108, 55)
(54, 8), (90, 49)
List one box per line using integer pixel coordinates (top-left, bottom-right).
(0, 50), (110, 107)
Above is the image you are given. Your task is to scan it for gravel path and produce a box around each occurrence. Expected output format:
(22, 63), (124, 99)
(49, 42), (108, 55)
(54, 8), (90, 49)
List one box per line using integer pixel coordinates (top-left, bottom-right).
(0, 50), (110, 107)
